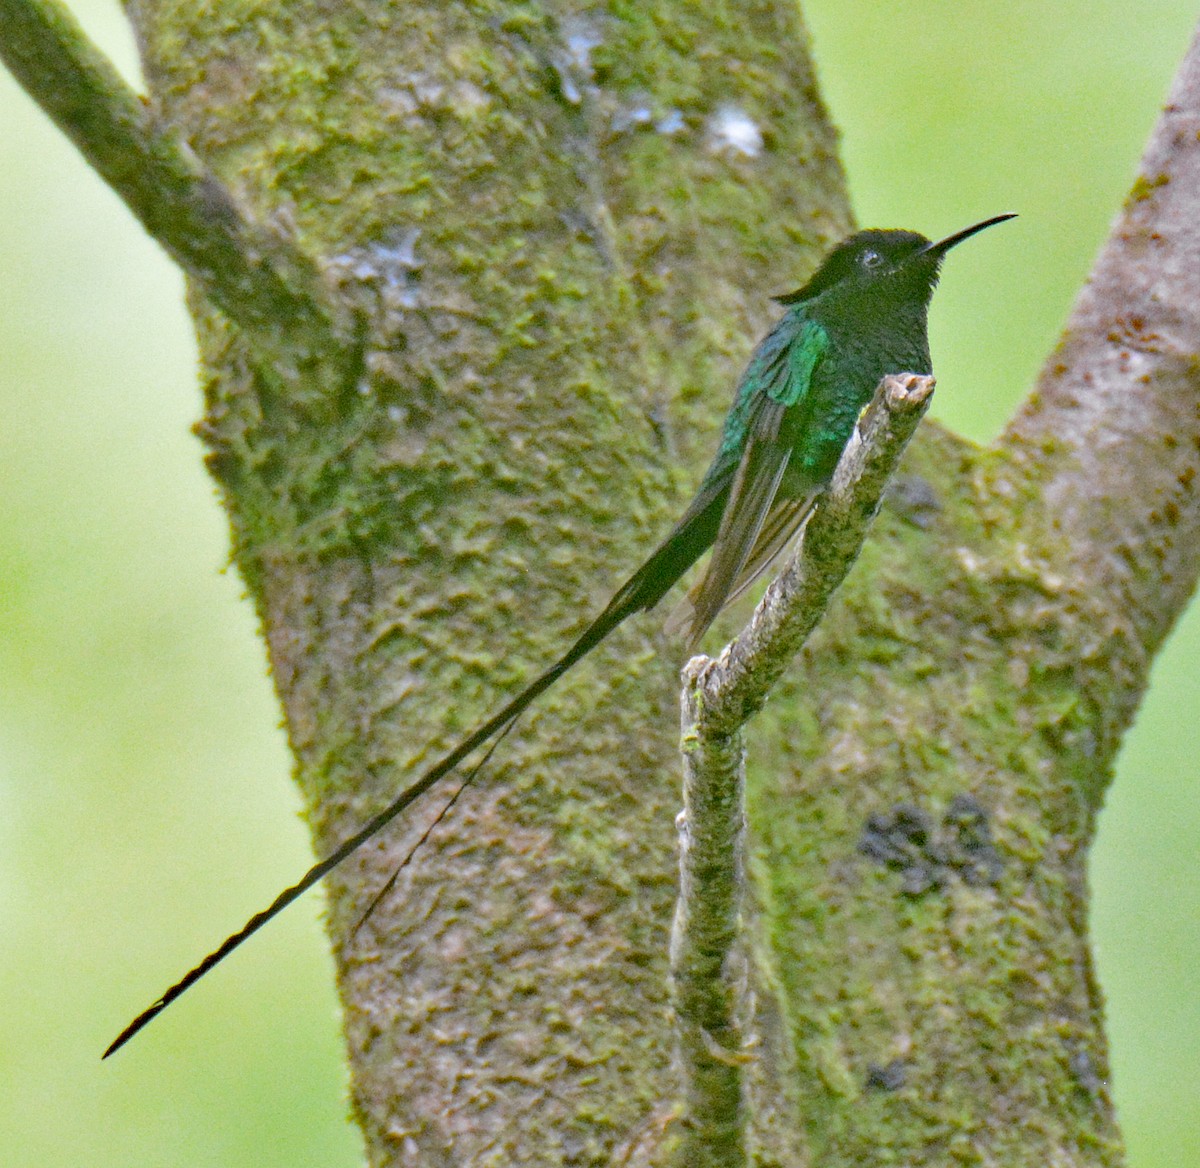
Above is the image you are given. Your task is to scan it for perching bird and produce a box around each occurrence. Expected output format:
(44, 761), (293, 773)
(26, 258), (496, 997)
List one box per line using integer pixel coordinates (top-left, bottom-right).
(105, 213), (1015, 1056)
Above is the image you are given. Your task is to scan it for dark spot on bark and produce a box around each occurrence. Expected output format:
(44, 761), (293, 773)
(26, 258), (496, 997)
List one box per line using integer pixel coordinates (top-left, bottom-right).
(899, 862), (947, 896)
(859, 805), (946, 895)
(892, 804), (931, 843)
(942, 794), (1004, 886)
(866, 1058), (907, 1091)
(859, 795), (1002, 893)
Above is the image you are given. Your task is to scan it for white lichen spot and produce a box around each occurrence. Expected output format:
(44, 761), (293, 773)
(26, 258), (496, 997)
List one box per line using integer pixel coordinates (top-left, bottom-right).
(559, 75), (582, 105)
(378, 86), (418, 117)
(389, 284), (420, 310)
(955, 546), (985, 576)
(554, 19), (602, 105)
(450, 79), (489, 115)
(611, 99), (653, 134)
(377, 228), (422, 273)
(411, 74), (446, 107)
(326, 228), (424, 314)
(381, 75), (487, 118)
(656, 109), (685, 135)
(705, 104), (763, 158)
(566, 27), (602, 75)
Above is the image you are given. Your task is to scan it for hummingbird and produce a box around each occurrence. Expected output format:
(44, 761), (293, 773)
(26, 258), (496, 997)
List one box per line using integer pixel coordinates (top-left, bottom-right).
(104, 213), (1015, 1057)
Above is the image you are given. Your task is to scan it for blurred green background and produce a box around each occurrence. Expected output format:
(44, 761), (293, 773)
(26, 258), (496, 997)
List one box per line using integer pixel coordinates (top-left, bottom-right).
(1, 2), (1197, 1164)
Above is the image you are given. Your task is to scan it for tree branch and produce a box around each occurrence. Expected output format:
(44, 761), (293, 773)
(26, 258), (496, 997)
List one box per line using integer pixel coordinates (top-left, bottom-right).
(672, 374), (934, 1161)
(0, 0), (357, 373)
(672, 687), (750, 1168)
(1005, 18), (1200, 675)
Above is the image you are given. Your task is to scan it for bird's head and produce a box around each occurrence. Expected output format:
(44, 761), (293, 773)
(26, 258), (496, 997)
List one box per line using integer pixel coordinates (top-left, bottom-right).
(774, 214), (1016, 308)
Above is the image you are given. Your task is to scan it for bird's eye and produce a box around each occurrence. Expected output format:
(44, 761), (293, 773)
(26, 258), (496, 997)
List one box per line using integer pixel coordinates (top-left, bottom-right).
(861, 250), (883, 269)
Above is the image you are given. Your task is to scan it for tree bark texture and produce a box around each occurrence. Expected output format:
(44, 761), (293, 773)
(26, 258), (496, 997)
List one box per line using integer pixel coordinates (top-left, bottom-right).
(106, 1), (1200, 1164)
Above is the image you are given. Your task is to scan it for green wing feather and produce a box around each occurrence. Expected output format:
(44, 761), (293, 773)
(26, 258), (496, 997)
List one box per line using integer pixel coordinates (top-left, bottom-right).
(669, 314), (828, 648)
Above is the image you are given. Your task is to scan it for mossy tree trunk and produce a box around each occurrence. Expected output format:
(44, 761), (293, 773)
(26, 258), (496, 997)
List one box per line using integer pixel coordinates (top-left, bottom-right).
(130, 1), (849, 1162)
(12, 0), (1199, 1163)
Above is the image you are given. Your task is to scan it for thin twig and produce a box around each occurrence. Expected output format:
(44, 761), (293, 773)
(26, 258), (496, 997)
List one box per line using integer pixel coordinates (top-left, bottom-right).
(670, 373), (935, 1163)
(0, 0), (356, 372)
(671, 694), (751, 1167)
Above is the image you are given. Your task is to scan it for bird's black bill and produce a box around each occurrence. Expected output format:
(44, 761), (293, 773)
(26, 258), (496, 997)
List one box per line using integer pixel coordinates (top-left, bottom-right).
(921, 213), (1017, 259)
